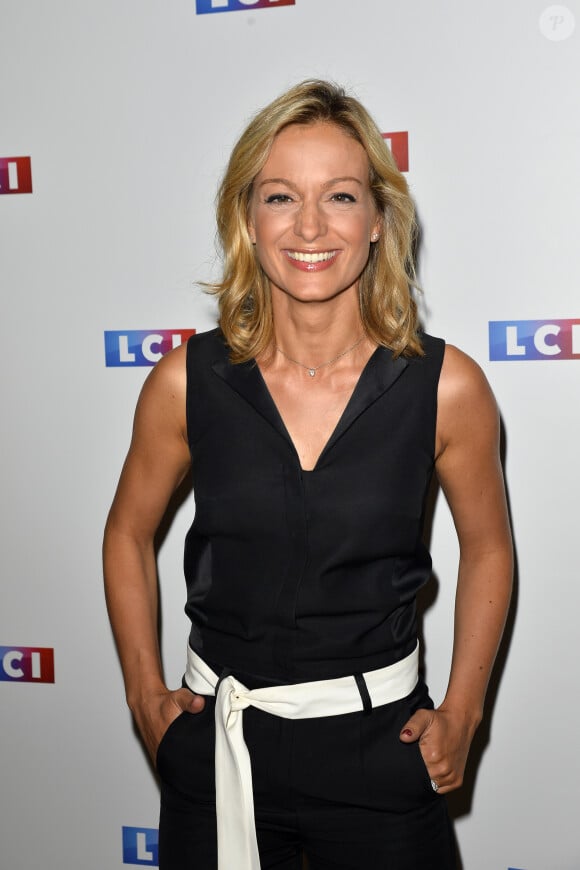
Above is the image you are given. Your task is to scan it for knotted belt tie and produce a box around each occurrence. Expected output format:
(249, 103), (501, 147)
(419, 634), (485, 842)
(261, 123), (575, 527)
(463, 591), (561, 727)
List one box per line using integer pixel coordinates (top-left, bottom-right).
(184, 643), (419, 870)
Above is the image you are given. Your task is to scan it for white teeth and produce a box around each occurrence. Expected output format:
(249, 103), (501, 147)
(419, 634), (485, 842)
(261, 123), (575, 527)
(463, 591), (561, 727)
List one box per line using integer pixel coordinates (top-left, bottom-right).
(286, 250), (337, 263)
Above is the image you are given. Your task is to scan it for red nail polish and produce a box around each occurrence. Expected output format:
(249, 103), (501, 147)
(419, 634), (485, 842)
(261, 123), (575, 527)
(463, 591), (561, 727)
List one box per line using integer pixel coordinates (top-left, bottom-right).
(401, 729), (412, 737)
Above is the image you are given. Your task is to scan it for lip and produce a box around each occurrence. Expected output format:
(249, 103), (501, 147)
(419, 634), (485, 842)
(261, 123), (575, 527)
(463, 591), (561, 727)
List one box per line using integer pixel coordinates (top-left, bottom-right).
(283, 249), (340, 272)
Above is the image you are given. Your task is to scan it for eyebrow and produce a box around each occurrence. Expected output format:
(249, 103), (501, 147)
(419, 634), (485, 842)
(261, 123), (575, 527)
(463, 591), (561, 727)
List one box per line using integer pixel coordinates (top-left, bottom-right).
(258, 176), (363, 189)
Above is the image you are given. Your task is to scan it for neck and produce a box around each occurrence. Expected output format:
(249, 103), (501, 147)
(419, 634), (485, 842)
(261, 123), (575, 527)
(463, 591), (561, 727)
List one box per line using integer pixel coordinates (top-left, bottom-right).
(269, 288), (365, 366)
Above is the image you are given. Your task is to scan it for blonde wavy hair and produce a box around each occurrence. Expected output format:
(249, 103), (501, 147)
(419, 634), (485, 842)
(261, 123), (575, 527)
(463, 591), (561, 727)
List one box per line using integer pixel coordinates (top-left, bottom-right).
(208, 79), (423, 361)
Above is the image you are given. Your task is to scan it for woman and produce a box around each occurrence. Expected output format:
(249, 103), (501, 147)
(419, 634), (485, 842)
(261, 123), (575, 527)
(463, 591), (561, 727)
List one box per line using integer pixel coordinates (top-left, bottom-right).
(103, 80), (513, 870)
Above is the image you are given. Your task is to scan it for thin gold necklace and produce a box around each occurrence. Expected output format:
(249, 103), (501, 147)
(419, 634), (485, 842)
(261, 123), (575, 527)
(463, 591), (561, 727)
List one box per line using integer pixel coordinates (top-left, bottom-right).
(274, 335), (365, 378)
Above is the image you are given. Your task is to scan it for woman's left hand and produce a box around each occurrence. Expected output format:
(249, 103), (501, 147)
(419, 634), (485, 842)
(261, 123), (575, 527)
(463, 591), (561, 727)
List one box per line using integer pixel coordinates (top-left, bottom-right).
(399, 706), (478, 794)
(401, 347), (512, 797)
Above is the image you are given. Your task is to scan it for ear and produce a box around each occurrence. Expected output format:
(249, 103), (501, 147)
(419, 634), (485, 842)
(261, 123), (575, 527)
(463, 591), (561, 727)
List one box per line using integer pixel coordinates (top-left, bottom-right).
(371, 214), (383, 243)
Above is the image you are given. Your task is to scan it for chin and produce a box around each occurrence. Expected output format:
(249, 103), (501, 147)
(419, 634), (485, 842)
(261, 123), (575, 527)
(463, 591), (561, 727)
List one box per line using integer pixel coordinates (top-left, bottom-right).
(275, 279), (355, 304)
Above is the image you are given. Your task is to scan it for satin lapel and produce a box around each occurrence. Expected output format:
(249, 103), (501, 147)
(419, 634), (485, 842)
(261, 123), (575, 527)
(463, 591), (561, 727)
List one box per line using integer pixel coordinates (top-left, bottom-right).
(315, 347), (409, 467)
(211, 356), (292, 448)
(212, 346), (409, 469)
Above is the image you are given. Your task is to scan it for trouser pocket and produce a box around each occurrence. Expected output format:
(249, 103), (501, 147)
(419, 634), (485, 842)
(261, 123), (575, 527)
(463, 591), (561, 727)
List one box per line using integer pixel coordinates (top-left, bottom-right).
(156, 697), (215, 802)
(360, 677), (438, 810)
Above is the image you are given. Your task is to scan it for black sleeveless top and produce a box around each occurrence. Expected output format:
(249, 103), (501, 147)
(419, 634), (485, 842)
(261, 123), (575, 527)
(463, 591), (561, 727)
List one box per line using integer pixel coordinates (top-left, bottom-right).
(184, 328), (445, 683)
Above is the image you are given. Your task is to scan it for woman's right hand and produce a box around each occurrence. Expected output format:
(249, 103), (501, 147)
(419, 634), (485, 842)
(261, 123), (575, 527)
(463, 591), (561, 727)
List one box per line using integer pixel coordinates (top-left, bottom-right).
(131, 687), (206, 763)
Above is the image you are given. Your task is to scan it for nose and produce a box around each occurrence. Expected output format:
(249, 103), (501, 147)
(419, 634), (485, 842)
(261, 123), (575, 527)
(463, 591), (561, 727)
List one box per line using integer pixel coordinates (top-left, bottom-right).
(294, 197), (326, 242)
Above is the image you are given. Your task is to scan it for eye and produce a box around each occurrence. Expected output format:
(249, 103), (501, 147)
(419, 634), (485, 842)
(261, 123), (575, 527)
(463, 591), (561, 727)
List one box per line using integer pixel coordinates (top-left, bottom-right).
(330, 192), (357, 203)
(264, 193), (294, 204)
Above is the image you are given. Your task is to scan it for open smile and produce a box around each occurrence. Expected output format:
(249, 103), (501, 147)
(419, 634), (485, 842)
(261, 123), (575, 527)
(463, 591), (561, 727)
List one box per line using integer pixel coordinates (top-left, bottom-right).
(283, 250), (340, 272)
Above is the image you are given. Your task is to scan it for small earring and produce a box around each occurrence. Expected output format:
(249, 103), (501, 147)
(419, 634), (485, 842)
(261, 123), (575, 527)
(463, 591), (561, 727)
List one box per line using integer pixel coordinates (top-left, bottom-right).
(371, 232), (379, 242)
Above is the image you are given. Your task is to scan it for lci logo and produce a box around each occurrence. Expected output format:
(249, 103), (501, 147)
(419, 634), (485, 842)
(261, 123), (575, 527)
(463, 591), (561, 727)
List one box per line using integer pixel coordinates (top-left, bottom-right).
(0, 647), (55, 683)
(382, 132), (409, 173)
(104, 330), (196, 367)
(0, 157), (33, 195)
(196, 0), (294, 14)
(122, 827), (159, 866)
(489, 319), (580, 361)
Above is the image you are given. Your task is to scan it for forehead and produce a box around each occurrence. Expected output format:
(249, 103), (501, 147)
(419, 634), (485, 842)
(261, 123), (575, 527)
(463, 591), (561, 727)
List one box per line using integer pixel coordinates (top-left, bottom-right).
(258, 122), (370, 179)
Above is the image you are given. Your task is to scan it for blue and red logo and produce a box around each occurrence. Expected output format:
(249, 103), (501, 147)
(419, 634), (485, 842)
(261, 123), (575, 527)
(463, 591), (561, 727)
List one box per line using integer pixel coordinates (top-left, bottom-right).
(382, 132), (409, 173)
(0, 157), (33, 195)
(0, 647), (55, 683)
(104, 330), (196, 367)
(122, 827), (158, 866)
(196, 0), (294, 14)
(489, 319), (580, 361)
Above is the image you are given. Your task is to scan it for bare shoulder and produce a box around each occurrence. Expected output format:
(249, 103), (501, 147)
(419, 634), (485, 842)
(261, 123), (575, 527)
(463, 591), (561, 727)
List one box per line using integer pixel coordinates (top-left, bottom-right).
(436, 344), (499, 459)
(106, 341), (191, 535)
(434, 345), (511, 558)
(134, 341), (188, 440)
(438, 344), (491, 404)
(140, 340), (187, 395)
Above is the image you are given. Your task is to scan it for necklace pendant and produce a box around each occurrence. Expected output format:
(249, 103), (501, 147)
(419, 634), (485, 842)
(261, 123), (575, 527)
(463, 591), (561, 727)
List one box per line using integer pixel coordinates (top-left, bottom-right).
(308, 368), (316, 377)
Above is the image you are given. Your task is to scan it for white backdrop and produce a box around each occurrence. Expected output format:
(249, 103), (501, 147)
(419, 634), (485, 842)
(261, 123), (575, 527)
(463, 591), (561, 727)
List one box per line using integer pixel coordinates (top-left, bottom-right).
(1, 1), (579, 868)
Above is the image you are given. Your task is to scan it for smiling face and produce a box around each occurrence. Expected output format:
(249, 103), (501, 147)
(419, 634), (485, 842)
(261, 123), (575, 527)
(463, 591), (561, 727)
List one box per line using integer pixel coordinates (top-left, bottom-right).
(248, 122), (381, 307)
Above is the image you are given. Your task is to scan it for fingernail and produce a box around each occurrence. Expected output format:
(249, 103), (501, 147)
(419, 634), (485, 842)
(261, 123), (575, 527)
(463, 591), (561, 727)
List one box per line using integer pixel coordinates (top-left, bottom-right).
(401, 729), (412, 737)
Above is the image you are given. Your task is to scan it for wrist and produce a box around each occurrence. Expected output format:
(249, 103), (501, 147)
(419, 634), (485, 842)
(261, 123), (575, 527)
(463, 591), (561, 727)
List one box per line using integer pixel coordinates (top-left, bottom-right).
(126, 679), (168, 713)
(437, 698), (483, 733)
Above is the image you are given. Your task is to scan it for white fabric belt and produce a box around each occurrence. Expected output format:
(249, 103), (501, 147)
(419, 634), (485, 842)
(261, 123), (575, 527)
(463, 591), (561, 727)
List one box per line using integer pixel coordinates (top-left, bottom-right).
(184, 643), (419, 870)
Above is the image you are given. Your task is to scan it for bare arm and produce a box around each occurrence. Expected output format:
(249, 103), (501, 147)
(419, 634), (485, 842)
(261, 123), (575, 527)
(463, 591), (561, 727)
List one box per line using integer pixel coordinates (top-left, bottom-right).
(103, 343), (204, 762)
(400, 345), (513, 793)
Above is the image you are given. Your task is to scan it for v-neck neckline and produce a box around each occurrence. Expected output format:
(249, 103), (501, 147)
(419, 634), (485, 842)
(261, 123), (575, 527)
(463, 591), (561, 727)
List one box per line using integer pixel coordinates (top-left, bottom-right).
(211, 342), (409, 473)
(254, 346), (383, 473)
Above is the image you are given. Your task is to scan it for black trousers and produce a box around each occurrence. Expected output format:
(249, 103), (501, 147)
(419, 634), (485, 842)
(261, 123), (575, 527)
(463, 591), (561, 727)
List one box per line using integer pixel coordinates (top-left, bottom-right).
(157, 671), (456, 870)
